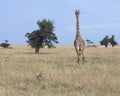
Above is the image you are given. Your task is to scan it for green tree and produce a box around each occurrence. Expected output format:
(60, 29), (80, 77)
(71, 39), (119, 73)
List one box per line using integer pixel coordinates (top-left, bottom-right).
(109, 35), (118, 47)
(86, 39), (94, 46)
(25, 19), (58, 53)
(100, 36), (109, 48)
(0, 40), (10, 48)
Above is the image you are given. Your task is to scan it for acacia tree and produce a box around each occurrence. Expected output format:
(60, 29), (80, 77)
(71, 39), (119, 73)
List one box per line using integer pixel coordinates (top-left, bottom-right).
(100, 35), (118, 47)
(25, 19), (58, 53)
(0, 40), (10, 48)
(109, 35), (118, 47)
(100, 36), (109, 47)
(86, 39), (94, 46)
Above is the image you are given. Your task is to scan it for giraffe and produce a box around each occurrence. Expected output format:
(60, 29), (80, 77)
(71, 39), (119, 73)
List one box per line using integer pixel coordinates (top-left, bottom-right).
(74, 10), (85, 64)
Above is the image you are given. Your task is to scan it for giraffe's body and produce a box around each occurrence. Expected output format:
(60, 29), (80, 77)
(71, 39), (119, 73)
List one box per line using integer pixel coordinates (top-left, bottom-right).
(74, 10), (85, 64)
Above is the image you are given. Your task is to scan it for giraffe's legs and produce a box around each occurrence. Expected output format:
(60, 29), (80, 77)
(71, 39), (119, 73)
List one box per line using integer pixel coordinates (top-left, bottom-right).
(77, 54), (80, 63)
(74, 45), (85, 64)
(74, 46), (80, 63)
(82, 50), (85, 64)
(77, 50), (81, 63)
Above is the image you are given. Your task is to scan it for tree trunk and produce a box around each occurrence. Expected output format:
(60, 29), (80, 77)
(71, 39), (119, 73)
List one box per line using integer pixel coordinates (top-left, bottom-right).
(105, 44), (107, 48)
(35, 47), (39, 54)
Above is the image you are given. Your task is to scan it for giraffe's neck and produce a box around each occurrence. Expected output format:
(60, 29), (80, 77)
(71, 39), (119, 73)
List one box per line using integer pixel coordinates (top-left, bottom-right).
(75, 15), (81, 39)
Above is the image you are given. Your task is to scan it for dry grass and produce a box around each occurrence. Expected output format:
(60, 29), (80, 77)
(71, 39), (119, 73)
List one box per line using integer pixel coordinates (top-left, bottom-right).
(0, 45), (120, 96)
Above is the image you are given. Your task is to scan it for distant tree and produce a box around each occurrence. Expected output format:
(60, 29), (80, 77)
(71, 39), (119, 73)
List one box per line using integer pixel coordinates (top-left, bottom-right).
(0, 40), (10, 48)
(100, 35), (118, 48)
(86, 39), (94, 46)
(109, 35), (118, 47)
(25, 19), (59, 53)
(5, 40), (8, 43)
(100, 36), (109, 47)
(86, 39), (90, 45)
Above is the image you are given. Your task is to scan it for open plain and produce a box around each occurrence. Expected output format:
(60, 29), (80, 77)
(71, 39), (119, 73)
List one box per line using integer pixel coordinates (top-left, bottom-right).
(0, 45), (120, 96)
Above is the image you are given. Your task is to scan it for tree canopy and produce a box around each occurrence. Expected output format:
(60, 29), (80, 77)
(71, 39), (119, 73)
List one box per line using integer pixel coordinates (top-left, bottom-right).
(100, 35), (118, 47)
(0, 40), (10, 48)
(86, 39), (94, 45)
(25, 19), (58, 53)
(109, 35), (118, 47)
(100, 35), (109, 47)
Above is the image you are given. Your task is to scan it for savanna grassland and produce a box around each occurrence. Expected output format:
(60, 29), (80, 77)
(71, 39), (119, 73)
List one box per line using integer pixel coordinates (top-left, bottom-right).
(0, 45), (120, 96)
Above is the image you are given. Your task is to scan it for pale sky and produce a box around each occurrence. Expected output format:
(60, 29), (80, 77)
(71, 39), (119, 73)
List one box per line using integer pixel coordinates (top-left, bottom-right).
(0, 0), (120, 45)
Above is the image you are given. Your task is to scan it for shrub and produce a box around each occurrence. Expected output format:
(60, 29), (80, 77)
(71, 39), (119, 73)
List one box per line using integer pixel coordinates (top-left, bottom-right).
(0, 40), (10, 48)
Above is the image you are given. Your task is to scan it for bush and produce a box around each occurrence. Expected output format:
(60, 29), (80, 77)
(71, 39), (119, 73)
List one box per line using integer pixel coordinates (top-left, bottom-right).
(0, 43), (10, 48)
(0, 40), (10, 48)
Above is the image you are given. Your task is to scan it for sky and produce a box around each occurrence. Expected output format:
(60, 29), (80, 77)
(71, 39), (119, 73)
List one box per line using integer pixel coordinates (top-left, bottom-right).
(0, 0), (120, 45)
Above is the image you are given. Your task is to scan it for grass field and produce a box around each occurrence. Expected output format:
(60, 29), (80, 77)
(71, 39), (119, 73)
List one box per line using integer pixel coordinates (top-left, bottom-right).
(0, 45), (120, 96)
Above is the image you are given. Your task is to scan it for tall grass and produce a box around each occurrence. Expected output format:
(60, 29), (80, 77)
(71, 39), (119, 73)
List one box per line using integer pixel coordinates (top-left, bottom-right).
(0, 45), (120, 96)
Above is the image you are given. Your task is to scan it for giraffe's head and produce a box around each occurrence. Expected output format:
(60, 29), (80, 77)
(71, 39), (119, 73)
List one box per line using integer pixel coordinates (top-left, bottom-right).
(75, 10), (80, 16)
